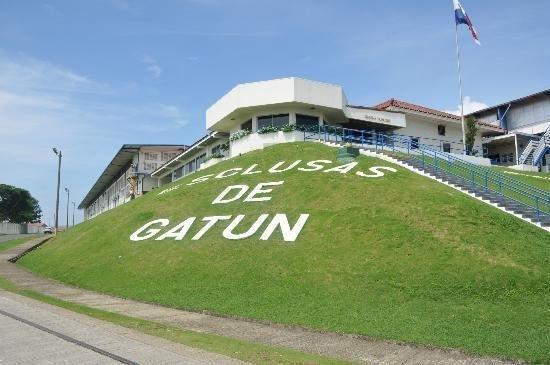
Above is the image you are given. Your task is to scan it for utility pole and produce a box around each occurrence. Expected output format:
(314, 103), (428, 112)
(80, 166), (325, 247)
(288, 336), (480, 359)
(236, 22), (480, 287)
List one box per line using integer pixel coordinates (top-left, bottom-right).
(52, 148), (62, 234)
(72, 201), (75, 227)
(64, 187), (70, 229)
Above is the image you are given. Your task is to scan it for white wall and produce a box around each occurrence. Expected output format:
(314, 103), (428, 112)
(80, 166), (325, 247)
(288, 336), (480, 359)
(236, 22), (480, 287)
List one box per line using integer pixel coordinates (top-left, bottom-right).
(230, 131), (306, 156)
(396, 114), (483, 155)
(207, 77), (345, 131)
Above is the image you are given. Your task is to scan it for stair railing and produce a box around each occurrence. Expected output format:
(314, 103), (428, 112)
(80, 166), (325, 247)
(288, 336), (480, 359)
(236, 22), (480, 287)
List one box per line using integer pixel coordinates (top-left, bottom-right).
(306, 125), (550, 218)
(518, 140), (536, 165)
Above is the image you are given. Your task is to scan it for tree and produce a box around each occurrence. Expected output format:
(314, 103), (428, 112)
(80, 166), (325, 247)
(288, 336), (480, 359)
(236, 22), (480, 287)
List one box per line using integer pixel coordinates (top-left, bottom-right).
(465, 116), (479, 156)
(0, 184), (42, 223)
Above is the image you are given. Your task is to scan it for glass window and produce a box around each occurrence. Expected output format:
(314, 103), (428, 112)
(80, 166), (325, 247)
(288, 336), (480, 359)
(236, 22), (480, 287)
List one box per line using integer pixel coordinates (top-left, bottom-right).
(437, 125), (446, 136)
(196, 153), (207, 169)
(257, 115), (272, 129)
(442, 143), (451, 153)
(296, 114), (319, 127)
(241, 119), (252, 131)
(272, 114), (289, 128)
(410, 138), (419, 149)
(257, 114), (289, 129)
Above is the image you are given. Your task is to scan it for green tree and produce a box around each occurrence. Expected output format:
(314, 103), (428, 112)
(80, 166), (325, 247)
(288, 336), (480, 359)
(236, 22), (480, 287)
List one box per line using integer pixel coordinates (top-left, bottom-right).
(0, 184), (42, 223)
(465, 116), (479, 155)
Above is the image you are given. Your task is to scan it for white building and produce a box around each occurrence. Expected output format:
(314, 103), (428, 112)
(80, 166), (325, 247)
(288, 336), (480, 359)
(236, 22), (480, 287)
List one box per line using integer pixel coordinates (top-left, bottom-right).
(80, 144), (186, 220)
(152, 77), (500, 183)
(469, 90), (550, 171)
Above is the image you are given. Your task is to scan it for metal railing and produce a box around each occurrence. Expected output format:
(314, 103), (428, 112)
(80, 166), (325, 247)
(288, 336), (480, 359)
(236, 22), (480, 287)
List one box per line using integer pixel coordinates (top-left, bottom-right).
(518, 140), (537, 165)
(304, 125), (550, 219)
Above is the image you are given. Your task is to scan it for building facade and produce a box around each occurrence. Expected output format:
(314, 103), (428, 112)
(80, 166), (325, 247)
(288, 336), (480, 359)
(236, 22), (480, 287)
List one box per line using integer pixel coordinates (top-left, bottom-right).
(152, 77), (499, 183)
(469, 90), (550, 170)
(80, 144), (186, 220)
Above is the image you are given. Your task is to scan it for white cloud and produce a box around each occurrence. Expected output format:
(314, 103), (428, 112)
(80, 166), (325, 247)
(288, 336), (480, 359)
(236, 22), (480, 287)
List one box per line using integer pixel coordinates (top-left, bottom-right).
(444, 96), (489, 115)
(142, 55), (162, 79)
(0, 53), (191, 224)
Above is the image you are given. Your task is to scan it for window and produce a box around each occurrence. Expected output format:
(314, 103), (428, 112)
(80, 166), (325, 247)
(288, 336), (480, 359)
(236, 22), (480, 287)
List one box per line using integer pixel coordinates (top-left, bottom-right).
(144, 152), (159, 161)
(437, 125), (446, 136)
(410, 138), (419, 149)
(185, 160), (195, 174)
(212, 144), (225, 156)
(442, 143), (451, 153)
(196, 153), (207, 170)
(162, 152), (177, 162)
(241, 119), (252, 131)
(143, 162), (157, 171)
(296, 114), (319, 128)
(257, 114), (289, 129)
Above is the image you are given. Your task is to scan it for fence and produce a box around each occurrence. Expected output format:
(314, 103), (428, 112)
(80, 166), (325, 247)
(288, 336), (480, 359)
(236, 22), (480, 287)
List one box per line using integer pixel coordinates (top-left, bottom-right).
(0, 222), (44, 235)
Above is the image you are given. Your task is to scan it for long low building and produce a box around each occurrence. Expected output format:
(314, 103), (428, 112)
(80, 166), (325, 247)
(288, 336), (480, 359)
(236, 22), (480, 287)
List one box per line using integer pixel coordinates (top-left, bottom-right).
(79, 144), (186, 220)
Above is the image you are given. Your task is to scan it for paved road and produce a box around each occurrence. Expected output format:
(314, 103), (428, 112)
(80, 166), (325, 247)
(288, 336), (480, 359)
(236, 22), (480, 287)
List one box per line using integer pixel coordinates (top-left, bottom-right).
(0, 290), (244, 364)
(0, 234), (41, 244)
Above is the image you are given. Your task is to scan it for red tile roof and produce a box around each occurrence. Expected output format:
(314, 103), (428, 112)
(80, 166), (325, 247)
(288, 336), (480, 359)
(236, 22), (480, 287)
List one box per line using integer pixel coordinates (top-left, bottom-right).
(374, 98), (505, 131)
(374, 98), (460, 120)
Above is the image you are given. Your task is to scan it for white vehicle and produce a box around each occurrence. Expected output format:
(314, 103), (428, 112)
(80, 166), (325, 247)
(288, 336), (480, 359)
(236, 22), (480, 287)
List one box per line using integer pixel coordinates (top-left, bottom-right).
(43, 226), (53, 234)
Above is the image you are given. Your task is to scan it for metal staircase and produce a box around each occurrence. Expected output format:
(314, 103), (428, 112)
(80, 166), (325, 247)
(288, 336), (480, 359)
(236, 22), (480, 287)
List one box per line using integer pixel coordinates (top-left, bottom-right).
(518, 125), (550, 166)
(303, 125), (550, 229)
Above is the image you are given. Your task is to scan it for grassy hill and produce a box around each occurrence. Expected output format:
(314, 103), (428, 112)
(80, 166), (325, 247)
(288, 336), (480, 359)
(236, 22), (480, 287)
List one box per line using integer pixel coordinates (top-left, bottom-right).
(19, 142), (549, 363)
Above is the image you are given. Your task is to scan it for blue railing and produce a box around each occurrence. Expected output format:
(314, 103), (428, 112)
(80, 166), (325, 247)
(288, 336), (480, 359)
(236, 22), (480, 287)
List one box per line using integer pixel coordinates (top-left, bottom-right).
(304, 125), (550, 220)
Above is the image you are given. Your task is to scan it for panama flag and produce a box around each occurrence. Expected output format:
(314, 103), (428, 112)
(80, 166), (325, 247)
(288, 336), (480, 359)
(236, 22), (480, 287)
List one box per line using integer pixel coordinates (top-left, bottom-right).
(453, 0), (480, 45)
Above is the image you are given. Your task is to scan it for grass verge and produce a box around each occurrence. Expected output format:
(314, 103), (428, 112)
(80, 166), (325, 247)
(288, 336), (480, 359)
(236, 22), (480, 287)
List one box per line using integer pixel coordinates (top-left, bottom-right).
(0, 235), (41, 253)
(0, 276), (348, 365)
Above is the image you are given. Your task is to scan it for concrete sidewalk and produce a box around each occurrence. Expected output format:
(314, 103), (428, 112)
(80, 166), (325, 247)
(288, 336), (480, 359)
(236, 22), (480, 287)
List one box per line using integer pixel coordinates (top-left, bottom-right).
(0, 290), (244, 364)
(0, 237), (516, 365)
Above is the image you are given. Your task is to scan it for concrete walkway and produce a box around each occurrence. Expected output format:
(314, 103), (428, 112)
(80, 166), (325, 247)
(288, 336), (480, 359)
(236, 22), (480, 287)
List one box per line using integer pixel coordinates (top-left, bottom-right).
(0, 290), (244, 364)
(0, 237), (517, 365)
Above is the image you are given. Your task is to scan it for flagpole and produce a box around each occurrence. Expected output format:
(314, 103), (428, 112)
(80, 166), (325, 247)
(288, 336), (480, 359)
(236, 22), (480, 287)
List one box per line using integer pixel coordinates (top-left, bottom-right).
(454, 22), (467, 155)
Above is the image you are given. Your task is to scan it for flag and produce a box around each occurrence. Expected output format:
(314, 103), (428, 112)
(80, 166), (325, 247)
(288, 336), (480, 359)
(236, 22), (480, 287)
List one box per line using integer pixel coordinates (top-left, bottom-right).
(453, 0), (480, 45)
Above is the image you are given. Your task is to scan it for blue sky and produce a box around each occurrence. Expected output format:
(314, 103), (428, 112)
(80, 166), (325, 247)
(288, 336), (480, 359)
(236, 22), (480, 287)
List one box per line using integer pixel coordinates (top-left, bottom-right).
(1, 0), (549, 225)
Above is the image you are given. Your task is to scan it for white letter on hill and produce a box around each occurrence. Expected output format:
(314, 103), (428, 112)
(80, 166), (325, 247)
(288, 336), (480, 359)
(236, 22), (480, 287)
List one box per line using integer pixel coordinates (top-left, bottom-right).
(260, 214), (309, 242)
(356, 166), (397, 178)
(298, 160), (332, 172)
(324, 162), (358, 174)
(187, 174), (214, 186)
(130, 219), (170, 241)
(244, 181), (284, 202)
(156, 217), (196, 241)
(192, 215), (231, 240)
(269, 160), (302, 173)
(212, 185), (249, 204)
(242, 164), (262, 175)
(215, 168), (242, 179)
(223, 214), (269, 240)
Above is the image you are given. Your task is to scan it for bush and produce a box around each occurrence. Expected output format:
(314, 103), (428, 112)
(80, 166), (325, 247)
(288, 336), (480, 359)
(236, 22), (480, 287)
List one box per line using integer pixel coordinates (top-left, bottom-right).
(281, 124), (296, 132)
(258, 125), (280, 134)
(229, 129), (251, 142)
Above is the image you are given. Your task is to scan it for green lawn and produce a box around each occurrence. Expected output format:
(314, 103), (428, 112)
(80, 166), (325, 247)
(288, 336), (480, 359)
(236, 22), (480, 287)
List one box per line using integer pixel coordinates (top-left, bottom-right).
(494, 167), (550, 192)
(19, 142), (550, 363)
(0, 235), (40, 253)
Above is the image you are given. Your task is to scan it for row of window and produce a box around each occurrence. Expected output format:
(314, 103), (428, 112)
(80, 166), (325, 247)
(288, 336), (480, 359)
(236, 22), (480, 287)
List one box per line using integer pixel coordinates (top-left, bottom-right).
(240, 114), (320, 131)
(143, 152), (179, 162)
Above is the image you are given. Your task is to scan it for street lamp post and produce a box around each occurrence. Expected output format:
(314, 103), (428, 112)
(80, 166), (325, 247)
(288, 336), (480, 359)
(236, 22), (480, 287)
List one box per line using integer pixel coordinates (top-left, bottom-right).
(52, 148), (62, 234)
(64, 187), (70, 229)
(72, 201), (75, 227)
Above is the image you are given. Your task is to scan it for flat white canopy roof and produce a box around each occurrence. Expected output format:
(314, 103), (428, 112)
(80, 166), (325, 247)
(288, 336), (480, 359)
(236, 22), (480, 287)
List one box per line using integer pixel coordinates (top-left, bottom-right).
(206, 77), (347, 132)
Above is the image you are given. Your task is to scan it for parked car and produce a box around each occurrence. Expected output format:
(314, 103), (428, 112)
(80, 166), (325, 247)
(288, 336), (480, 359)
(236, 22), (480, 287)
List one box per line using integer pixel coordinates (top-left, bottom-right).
(43, 226), (53, 234)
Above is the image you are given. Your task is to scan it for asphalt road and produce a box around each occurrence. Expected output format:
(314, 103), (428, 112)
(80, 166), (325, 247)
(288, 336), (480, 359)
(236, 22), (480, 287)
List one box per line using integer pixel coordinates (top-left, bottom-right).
(0, 290), (243, 365)
(0, 234), (42, 244)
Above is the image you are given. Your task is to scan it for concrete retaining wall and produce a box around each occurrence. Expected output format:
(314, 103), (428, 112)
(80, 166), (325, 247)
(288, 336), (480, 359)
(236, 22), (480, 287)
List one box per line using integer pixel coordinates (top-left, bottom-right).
(0, 223), (44, 235)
